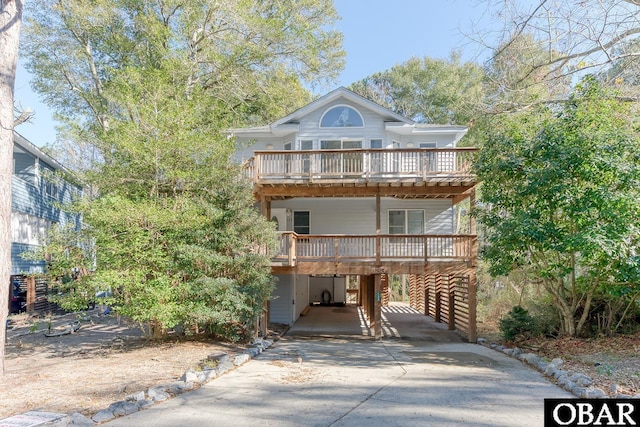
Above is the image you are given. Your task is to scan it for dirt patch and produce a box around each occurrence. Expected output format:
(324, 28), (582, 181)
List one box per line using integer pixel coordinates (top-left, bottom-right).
(518, 334), (640, 396)
(0, 310), (286, 420)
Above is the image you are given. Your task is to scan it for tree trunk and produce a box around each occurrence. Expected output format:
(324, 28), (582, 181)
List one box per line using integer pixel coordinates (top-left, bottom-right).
(0, 0), (24, 376)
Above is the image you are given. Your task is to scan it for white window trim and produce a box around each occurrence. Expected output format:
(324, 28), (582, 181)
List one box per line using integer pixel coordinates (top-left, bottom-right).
(369, 138), (384, 149)
(319, 138), (364, 150)
(297, 138), (315, 150)
(387, 209), (425, 234)
(319, 104), (365, 128)
(419, 142), (438, 148)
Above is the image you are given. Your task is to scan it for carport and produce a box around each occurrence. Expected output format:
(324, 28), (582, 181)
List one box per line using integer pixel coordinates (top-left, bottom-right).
(286, 302), (464, 342)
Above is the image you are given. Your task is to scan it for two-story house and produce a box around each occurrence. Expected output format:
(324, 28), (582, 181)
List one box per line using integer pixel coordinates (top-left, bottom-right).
(234, 88), (478, 340)
(9, 132), (83, 313)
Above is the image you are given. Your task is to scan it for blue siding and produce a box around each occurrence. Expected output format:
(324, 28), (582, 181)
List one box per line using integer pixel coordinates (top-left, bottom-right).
(11, 242), (46, 275)
(11, 138), (84, 275)
(12, 175), (82, 230)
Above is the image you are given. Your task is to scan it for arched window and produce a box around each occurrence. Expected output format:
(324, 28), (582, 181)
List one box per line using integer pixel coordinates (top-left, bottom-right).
(320, 105), (364, 128)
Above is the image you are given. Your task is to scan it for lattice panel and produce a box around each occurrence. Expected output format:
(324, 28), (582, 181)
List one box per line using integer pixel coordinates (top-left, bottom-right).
(452, 275), (470, 332)
(408, 274), (417, 309)
(381, 274), (389, 306)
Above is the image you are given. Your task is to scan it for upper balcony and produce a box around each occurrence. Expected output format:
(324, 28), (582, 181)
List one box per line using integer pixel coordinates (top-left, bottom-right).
(244, 148), (477, 199)
(271, 232), (477, 275)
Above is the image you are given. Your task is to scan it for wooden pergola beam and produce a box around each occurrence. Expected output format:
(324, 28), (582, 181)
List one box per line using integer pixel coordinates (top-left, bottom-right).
(255, 184), (475, 199)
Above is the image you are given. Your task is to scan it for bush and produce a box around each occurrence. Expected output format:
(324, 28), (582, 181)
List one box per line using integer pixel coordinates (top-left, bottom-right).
(499, 305), (537, 341)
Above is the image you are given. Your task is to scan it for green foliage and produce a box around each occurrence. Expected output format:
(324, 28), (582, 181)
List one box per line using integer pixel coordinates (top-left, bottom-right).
(22, 0), (344, 173)
(476, 76), (640, 336)
(21, 0), (336, 340)
(499, 305), (538, 341)
(477, 263), (560, 336)
(349, 53), (485, 145)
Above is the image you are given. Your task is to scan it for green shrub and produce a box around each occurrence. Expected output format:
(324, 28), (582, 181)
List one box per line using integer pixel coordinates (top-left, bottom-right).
(499, 305), (537, 341)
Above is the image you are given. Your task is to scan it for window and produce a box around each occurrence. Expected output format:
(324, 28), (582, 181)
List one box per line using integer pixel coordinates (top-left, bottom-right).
(299, 140), (313, 173)
(370, 139), (383, 149)
(319, 139), (363, 174)
(293, 211), (310, 234)
(321, 140), (341, 150)
(420, 142), (437, 148)
(389, 210), (424, 234)
(320, 106), (364, 127)
(320, 139), (363, 150)
(45, 180), (58, 199)
(283, 141), (292, 150)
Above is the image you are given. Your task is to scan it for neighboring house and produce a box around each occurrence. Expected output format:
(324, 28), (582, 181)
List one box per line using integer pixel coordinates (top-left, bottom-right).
(233, 87), (478, 340)
(9, 132), (83, 312)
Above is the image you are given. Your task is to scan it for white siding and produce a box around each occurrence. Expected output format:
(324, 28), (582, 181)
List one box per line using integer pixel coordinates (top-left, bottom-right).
(296, 100), (387, 147)
(308, 276), (347, 305)
(234, 94), (463, 158)
(382, 199), (454, 234)
(294, 274), (309, 320)
(271, 197), (453, 235)
(271, 275), (293, 325)
(392, 133), (457, 147)
(309, 276), (335, 304)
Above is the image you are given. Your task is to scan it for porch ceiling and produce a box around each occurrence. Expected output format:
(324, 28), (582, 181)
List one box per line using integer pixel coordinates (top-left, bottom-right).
(254, 180), (476, 200)
(272, 260), (475, 276)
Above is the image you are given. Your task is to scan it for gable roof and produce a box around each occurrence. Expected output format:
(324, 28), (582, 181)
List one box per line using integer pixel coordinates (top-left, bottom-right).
(13, 131), (67, 172)
(272, 87), (413, 127)
(229, 86), (467, 142)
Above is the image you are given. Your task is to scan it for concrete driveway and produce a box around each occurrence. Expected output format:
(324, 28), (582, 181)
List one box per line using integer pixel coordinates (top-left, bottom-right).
(105, 307), (572, 427)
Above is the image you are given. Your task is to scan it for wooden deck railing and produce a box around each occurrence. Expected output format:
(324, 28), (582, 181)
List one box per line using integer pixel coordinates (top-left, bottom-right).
(272, 232), (476, 265)
(244, 148), (476, 182)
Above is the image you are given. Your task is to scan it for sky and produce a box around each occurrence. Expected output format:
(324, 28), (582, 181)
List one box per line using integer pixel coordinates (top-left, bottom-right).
(13, 0), (493, 148)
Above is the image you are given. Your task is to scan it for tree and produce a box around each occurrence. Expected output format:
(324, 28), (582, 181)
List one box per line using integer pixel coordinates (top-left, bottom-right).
(483, 33), (572, 114)
(21, 0), (345, 340)
(349, 53), (485, 136)
(0, 0), (23, 376)
(479, 0), (640, 106)
(475, 77), (640, 336)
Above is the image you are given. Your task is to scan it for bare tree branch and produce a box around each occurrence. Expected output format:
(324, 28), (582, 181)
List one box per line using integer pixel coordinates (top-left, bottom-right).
(13, 105), (33, 126)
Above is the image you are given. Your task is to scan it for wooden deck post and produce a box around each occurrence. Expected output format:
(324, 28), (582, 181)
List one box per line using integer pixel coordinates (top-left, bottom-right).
(374, 274), (382, 339)
(26, 276), (36, 313)
(434, 274), (441, 323)
(375, 191), (381, 265)
(288, 233), (296, 266)
(448, 280), (456, 331)
(468, 269), (477, 342)
(368, 275), (375, 327)
(424, 274), (430, 317)
(260, 195), (271, 220)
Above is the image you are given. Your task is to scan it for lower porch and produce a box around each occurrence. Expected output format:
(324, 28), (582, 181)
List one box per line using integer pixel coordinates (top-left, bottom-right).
(268, 269), (477, 342)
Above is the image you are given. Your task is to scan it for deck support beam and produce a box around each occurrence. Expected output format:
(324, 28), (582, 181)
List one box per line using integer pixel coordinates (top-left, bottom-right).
(374, 274), (382, 340)
(258, 195), (271, 338)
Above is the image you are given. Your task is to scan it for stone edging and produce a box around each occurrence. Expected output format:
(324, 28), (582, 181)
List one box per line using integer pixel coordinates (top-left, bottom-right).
(43, 337), (274, 426)
(477, 337), (640, 400)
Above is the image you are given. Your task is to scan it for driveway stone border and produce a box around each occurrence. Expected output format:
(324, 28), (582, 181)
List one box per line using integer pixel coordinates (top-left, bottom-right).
(477, 337), (640, 400)
(1, 338), (275, 426)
